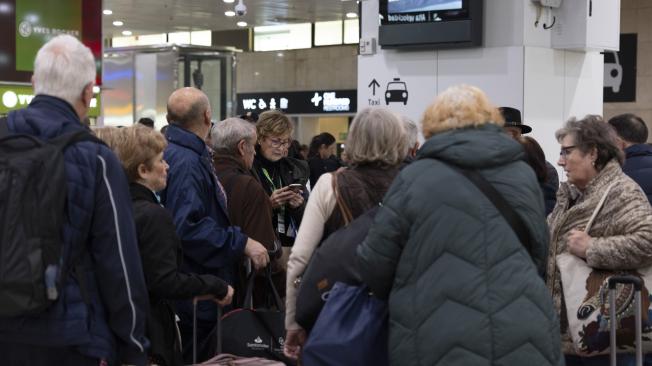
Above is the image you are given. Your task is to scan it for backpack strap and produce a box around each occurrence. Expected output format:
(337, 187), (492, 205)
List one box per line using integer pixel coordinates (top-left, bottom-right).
(50, 129), (106, 150)
(0, 116), (9, 138)
(444, 162), (534, 257)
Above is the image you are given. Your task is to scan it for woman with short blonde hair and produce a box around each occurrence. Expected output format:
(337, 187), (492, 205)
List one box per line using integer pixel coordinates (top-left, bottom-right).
(96, 125), (233, 366)
(357, 85), (563, 366)
(422, 84), (504, 138)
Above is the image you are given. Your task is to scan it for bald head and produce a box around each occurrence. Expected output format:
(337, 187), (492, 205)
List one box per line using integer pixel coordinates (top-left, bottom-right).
(166, 87), (211, 129)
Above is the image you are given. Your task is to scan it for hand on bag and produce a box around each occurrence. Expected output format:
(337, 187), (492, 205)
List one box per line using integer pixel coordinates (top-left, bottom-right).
(270, 187), (296, 209)
(283, 328), (307, 360)
(216, 286), (234, 306)
(287, 191), (304, 209)
(568, 229), (592, 259)
(244, 238), (270, 270)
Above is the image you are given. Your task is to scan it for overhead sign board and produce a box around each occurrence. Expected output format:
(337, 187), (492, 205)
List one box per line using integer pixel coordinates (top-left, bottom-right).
(236, 90), (357, 115)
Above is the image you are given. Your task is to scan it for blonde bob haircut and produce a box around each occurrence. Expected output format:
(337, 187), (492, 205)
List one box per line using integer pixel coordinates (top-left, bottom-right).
(345, 107), (407, 167)
(256, 110), (293, 141)
(93, 126), (124, 151)
(421, 84), (504, 139)
(114, 125), (167, 183)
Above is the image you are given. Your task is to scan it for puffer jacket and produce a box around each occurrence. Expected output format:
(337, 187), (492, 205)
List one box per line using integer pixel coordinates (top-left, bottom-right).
(547, 159), (652, 354)
(357, 124), (563, 366)
(0, 95), (150, 365)
(622, 143), (652, 204)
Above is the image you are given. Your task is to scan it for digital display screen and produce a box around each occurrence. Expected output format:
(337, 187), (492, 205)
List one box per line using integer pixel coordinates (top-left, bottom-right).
(388, 0), (462, 13)
(381, 0), (469, 25)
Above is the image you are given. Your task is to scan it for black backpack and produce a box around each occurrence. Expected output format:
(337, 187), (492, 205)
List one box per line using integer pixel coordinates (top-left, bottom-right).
(0, 116), (102, 317)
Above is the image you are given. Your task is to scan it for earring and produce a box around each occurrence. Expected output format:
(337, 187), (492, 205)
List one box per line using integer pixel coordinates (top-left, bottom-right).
(592, 161), (596, 167)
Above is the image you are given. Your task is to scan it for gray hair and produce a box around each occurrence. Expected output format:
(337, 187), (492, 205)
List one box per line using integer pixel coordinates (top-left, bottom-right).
(211, 117), (256, 155)
(345, 107), (407, 166)
(401, 115), (419, 150)
(555, 115), (624, 170)
(33, 35), (96, 107)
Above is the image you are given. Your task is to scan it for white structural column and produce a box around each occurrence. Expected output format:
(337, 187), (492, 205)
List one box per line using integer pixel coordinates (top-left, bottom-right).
(357, 0), (619, 180)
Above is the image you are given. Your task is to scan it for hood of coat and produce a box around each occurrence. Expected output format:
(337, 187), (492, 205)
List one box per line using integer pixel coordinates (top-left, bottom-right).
(417, 124), (524, 169)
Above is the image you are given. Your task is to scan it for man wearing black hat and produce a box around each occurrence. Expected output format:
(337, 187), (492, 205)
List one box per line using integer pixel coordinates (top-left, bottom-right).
(500, 107), (559, 214)
(500, 106), (532, 139)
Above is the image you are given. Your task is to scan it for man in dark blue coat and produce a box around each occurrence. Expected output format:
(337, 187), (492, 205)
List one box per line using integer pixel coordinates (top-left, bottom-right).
(160, 87), (269, 363)
(0, 35), (150, 365)
(609, 113), (652, 204)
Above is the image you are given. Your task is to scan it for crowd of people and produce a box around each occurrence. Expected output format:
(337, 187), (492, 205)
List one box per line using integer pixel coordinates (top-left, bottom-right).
(3, 34), (652, 366)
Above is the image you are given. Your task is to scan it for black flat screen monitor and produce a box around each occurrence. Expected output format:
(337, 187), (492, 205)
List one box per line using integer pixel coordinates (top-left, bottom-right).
(379, 0), (483, 49)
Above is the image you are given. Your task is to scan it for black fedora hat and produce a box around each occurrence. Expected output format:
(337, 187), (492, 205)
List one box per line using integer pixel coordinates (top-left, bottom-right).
(499, 107), (532, 134)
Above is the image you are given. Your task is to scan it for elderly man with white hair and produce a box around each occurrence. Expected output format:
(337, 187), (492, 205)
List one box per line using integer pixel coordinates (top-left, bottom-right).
(0, 35), (149, 365)
(211, 118), (284, 308)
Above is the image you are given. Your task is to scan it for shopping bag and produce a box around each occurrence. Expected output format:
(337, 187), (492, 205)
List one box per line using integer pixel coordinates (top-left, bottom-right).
(301, 282), (389, 366)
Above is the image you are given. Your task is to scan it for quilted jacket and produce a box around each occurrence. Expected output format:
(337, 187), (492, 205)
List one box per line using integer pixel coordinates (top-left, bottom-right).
(622, 143), (652, 204)
(0, 96), (150, 365)
(357, 124), (563, 366)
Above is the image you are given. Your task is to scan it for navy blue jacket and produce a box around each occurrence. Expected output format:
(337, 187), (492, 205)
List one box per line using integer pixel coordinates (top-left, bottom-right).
(160, 125), (247, 322)
(0, 96), (150, 365)
(623, 144), (652, 205)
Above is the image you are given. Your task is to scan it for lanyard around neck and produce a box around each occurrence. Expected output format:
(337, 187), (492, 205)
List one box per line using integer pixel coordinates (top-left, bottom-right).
(261, 167), (280, 191)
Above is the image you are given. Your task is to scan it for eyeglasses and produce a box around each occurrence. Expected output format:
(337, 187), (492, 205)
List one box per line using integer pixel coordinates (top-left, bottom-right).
(559, 145), (577, 158)
(267, 137), (291, 148)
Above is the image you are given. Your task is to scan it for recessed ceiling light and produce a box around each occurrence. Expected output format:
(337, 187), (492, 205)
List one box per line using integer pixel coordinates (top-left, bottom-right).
(113, 20), (124, 26)
(225, 10), (235, 17)
(122, 30), (132, 36)
(346, 12), (358, 18)
(277, 52), (284, 57)
(103, 9), (113, 15)
(237, 21), (247, 27)
(223, 0), (235, 3)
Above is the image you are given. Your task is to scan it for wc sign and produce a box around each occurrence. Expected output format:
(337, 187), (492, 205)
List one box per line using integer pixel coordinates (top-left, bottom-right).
(237, 90), (357, 115)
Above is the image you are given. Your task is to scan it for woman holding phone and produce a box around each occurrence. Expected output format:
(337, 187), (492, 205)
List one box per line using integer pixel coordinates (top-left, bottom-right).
(252, 110), (310, 263)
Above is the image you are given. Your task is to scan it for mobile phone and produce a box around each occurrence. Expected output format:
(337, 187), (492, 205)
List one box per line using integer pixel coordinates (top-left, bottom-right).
(288, 183), (303, 192)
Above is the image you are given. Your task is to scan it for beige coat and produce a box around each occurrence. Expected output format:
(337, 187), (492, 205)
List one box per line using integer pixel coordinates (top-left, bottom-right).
(547, 159), (652, 353)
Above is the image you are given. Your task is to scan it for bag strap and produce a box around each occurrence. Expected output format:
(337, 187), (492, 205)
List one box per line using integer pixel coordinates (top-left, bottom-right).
(0, 116), (8, 138)
(243, 265), (284, 311)
(445, 162), (534, 256)
(584, 182), (617, 234)
(332, 171), (353, 225)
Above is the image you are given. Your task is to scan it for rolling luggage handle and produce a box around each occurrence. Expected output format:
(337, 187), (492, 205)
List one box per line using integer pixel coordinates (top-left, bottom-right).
(192, 298), (224, 365)
(608, 276), (643, 366)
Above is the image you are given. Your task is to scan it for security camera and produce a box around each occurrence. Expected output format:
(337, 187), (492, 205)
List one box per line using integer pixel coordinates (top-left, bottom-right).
(235, 0), (247, 16)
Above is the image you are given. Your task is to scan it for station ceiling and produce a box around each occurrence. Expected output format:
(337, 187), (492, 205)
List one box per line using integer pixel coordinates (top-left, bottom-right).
(102, 0), (360, 38)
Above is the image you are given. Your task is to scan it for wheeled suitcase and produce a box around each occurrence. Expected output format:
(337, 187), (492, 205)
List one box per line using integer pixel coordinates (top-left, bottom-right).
(609, 276), (644, 366)
(191, 299), (285, 366)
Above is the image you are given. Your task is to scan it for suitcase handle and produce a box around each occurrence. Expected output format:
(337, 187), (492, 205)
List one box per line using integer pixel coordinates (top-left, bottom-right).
(608, 275), (643, 366)
(192, 298), (224, 365)
(608, 276), (643, 291)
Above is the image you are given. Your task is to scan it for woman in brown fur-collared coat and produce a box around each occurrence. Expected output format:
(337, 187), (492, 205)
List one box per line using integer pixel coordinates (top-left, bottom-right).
(547, 115), (652, 366)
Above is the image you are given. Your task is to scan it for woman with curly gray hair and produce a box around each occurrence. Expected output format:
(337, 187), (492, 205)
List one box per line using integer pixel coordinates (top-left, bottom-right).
(547, 115), (652, 365)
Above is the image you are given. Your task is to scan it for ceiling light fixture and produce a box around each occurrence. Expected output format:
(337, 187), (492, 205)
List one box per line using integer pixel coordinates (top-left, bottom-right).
(346, 12), (358, 18)
(103, 9), (113, 15)
(237, 21), (248, 27)
(225, 10), (235, 17)
(122, 30), (132, 36)
(223, 0), (235, 3)
(113, 20), (124, 26)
